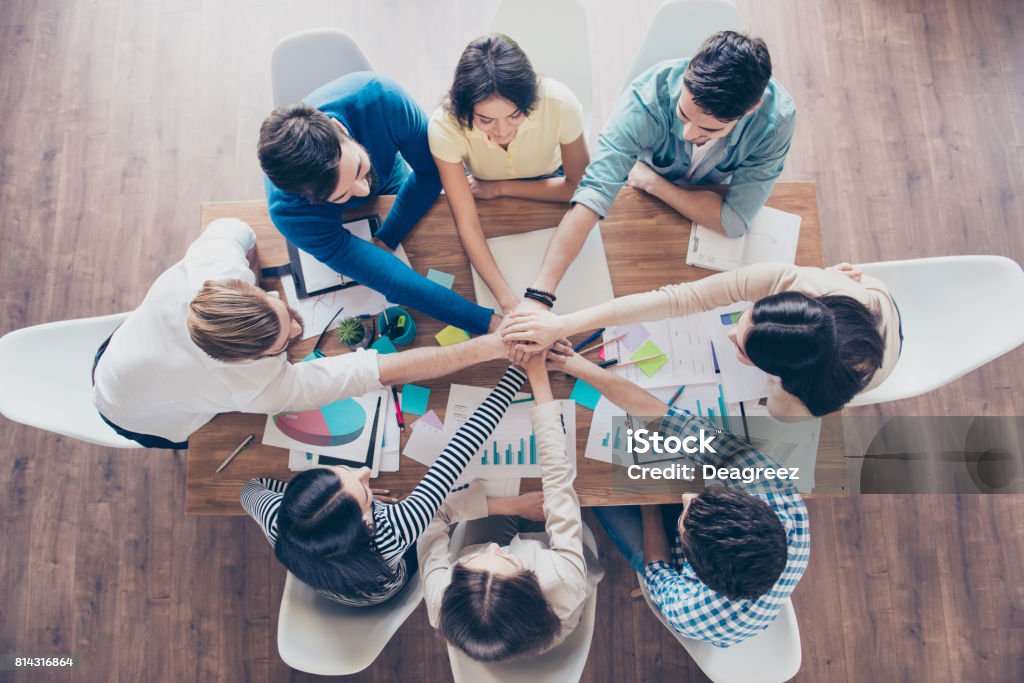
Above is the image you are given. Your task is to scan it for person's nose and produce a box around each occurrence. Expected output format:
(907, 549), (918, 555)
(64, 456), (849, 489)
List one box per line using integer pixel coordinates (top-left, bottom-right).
(485, 543), (501, 555)
(358, 467), (371, 484)
(682, 122), (701, 142)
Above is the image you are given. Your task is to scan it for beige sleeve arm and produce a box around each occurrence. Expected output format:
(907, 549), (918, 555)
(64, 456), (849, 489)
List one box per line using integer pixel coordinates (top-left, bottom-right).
(611, 262), (800, 323)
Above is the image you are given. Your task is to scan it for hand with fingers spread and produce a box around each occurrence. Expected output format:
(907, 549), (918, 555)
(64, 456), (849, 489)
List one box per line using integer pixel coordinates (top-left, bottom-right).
(501, 308), (570, 349)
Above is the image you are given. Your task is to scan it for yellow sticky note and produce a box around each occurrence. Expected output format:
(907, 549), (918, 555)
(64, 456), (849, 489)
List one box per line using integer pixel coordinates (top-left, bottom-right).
(632, 339), (668, 377)
(435, 325), (470, 346)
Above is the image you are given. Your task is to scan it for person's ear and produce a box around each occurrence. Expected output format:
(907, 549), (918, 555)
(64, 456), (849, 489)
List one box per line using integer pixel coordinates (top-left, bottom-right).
(745, 98), (764, 117)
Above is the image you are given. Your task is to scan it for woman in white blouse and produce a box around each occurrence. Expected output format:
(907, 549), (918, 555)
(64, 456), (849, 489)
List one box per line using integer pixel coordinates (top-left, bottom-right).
(417, 352), (601, 661)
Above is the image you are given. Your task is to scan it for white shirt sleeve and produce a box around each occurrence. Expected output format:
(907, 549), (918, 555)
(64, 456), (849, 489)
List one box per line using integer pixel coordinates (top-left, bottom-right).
(239, 348), (384, 415)
(184, 218), (258, 289)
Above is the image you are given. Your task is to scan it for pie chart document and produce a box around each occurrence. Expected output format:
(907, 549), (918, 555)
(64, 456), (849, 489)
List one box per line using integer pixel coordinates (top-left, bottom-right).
(262, 388), (388, 463)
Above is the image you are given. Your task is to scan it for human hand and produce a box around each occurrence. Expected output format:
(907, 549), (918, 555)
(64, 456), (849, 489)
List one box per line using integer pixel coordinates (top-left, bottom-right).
(544, 338), (577, 370)
(467, 175), (502, 200)
(501, 308), (568, 349)
(512, 491), (545, 521)
(828, 262), (862, 283)
(626, 160), (662, 194)
(371, 488), (399, 504)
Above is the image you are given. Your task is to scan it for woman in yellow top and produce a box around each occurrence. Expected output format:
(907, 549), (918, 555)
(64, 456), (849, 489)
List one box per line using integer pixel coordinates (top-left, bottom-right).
(429, 33), (590, 314)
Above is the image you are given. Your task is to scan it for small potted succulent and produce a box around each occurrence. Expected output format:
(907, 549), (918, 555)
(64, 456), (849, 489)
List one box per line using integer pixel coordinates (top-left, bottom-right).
(336, 316), (370, 349)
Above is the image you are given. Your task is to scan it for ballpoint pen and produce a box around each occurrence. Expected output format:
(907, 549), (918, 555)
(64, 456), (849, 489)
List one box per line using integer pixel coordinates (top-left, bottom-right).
(216, 433), (255, 473)
(573, 327), (605, 352)
(391, 385), (405, 430)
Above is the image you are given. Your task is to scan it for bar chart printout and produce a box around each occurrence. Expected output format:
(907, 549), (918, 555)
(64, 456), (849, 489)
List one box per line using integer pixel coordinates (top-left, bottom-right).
(444, 384), (576, 479)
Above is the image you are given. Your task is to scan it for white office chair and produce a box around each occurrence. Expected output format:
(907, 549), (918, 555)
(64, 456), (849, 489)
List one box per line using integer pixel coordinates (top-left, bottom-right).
(848, 255), (1024, 406)
(622, 0), (740, 88)
(637, 573), (802, 683)
(0, 313), (141, 448)
(445, 521), (600, 683)
(270, 28), (374, 107)
(276, 569), (423, 675)
(490, 0), (594, 127)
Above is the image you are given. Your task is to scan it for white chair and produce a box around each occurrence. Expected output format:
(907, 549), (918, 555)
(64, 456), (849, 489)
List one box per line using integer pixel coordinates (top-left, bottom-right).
(0, 313), (141, 448)
(637, 573), (802, 683)
(490, 0), (593, 126)
(276, 569), (423, 675)
(270, 28), (374, 107)
(622, 0), (740, 88)
(445, 521), (600, 683)
(848, 255), (1024, 406)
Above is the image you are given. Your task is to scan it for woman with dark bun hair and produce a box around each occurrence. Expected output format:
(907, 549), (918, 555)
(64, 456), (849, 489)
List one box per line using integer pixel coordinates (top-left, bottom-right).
(429, 33), (590, 314)
(502, 262), (900, 416)
(241, 365), (544, 605)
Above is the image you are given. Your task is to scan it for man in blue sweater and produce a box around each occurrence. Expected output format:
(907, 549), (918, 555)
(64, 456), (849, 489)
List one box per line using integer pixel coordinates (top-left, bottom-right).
(259, 72), (497, 334)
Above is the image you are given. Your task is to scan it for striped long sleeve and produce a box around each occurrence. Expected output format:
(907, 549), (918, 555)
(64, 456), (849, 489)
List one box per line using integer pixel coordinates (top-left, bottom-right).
(240, 477), (288, 545)
(374, 366), (526, 560)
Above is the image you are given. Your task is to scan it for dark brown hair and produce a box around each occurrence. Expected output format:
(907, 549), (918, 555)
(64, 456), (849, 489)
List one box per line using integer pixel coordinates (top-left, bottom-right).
(445, 33), (539, 130)
(258, 104), (347, 202)
(683, 30), (772, 121)
(680, 486), (788, 600)
(187, 279), (280, 361)
(440, 564), (560, 661)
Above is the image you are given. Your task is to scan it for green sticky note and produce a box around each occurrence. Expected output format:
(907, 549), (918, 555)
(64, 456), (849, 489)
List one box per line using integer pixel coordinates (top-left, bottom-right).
(372, 336), (397, 354)
(632, 339), (668, 377)
(427, 268), (455, 289)
(401, 384), (431, 415)
(570, 379), (601, 410)
(435, 325), (470, 346)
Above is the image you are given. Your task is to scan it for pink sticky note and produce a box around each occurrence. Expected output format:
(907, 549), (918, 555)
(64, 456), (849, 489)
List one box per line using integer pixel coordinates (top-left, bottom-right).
(413, 409), (444, 431)
(615, 323), (651, 352)
(598, 347), (606, 361)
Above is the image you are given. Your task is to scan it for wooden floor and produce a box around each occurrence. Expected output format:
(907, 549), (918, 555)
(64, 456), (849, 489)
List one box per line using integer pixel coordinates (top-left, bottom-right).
(1, 1), (1023, 681)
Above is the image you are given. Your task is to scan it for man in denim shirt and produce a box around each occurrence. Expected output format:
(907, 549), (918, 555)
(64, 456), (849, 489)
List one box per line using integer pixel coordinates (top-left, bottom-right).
(518, 32), (795, 312)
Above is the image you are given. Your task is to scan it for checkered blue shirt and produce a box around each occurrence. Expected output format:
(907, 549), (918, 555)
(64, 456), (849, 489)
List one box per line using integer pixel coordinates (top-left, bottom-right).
(642, 407), (811, 648)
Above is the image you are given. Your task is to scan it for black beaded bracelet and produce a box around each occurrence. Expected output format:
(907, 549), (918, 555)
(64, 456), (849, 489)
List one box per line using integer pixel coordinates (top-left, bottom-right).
(525, 287), (557, 303)
(523, 291), (555, 308)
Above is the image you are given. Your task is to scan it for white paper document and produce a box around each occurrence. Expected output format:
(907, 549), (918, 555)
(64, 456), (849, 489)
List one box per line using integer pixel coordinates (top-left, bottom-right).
(687, 206), (801, 272)
(603, 318), (717, 388)
(699, 304), (771, 402)
(585, 385), (738, 463)
(471, 226), (615, 314)
(443, 385), (577, 479)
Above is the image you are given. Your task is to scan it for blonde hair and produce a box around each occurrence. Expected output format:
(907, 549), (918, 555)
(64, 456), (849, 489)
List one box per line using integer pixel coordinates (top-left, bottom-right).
(188, 279), (280, 361)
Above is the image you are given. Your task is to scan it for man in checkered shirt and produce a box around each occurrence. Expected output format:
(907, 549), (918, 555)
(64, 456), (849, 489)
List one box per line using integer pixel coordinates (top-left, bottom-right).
(550, 345), (810, 648)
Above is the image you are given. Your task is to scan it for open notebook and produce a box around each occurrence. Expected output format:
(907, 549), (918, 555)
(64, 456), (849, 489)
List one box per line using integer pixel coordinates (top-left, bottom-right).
(686, 206), (801, 272)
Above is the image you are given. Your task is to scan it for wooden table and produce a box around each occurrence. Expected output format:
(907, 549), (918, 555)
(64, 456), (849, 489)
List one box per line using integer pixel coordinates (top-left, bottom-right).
(187, 183), (845, 515)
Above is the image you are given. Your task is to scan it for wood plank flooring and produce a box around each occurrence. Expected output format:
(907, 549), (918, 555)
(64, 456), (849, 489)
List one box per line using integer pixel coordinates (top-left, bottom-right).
(1, 1), (1023, 681)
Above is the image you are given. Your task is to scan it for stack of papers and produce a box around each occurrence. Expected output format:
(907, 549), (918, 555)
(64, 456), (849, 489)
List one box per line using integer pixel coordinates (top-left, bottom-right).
(687, 206), (801, 272)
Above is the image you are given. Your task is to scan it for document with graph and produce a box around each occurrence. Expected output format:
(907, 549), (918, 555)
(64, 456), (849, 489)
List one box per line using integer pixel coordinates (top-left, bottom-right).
(443, 385), (577, 479)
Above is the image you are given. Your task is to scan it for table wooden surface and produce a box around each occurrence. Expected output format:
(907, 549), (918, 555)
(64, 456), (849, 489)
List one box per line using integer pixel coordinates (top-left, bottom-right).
(187, 182), (843, 515)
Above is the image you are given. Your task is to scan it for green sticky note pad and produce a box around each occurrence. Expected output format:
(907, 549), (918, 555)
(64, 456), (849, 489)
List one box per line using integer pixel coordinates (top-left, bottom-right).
(570, 379), (601, 410)
(632, 339), (668, 377)
(427, 268), (456, 289)
(402, 384), (431, 415)
(435, 325), (470, 346)
(372, 337), (398, 354)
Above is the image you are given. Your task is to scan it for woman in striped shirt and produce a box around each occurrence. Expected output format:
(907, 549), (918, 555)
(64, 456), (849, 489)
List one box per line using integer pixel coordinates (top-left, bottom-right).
(241, 365), (541, 606)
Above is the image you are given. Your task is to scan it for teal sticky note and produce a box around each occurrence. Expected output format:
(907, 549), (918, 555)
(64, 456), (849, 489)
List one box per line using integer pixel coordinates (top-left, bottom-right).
(427, 268), (455, 289)
(570, 379), (601, 410)
(401, 384), (431, 415)
(372, 336), (398, 354)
